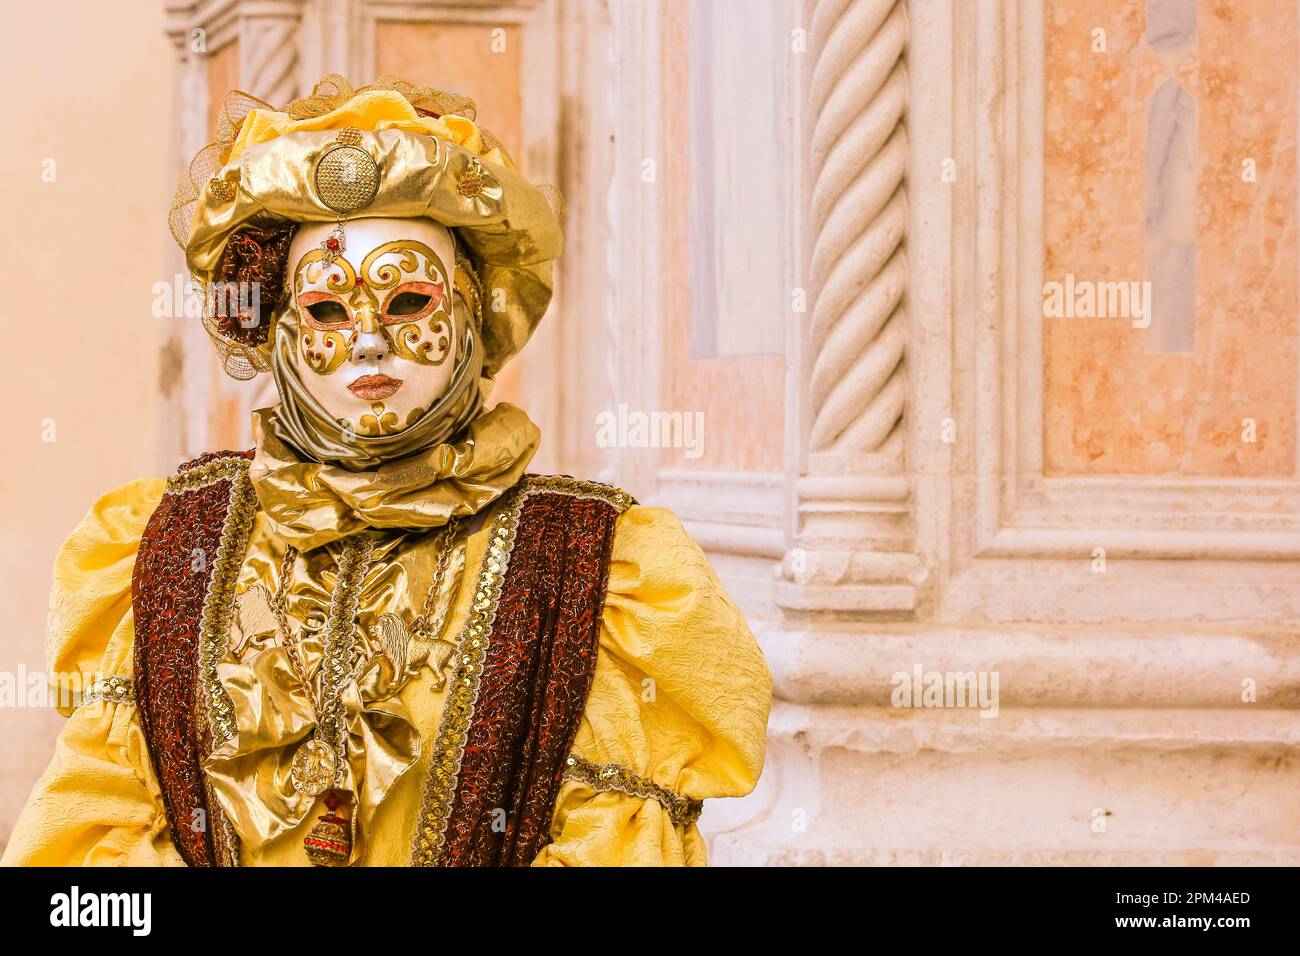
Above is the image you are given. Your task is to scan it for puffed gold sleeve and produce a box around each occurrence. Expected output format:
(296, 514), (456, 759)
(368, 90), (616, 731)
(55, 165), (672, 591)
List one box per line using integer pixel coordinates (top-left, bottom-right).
(2, 478), (184, 867)
(532, 505), (772, 866)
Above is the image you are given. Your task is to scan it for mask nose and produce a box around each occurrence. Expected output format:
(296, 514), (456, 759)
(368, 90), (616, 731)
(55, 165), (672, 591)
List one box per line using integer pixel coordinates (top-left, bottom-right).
(349, 308), (389, 364)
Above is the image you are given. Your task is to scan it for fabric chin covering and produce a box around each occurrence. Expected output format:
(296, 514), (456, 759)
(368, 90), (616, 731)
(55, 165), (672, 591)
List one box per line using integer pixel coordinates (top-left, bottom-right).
(268, 306), (485, 470)
(249, 308), (540, 552)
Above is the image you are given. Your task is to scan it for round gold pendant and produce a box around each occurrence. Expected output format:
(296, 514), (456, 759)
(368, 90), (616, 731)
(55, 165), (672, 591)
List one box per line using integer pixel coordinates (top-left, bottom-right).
(315, 143), (380, 214)
(290, 738), (338, 795)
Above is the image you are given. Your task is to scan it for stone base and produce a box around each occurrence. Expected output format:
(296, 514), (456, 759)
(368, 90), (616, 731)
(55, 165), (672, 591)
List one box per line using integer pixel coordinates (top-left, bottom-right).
(702, 701), (1300, 867)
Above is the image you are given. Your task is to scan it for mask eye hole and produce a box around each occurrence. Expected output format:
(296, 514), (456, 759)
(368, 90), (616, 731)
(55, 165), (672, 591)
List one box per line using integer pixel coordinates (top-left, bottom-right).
(307, 300), (348, 323)
(298, 294), (350, 329)
(382, 281), (443, 323)
(388, 291), (432, 316)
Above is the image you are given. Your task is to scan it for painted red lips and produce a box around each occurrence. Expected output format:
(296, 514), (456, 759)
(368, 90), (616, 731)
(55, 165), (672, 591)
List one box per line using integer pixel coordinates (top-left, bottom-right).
(348, 374), (403, 401)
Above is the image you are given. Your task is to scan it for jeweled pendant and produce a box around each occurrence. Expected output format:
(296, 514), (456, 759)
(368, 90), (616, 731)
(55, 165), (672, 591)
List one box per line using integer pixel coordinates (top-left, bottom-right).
(304, 789), (352, 867)
(320, 224), (347, 264)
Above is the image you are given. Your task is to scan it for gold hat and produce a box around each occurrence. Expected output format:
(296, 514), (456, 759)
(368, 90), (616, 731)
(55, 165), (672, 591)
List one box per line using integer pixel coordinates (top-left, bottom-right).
(171, 75), (563, 380)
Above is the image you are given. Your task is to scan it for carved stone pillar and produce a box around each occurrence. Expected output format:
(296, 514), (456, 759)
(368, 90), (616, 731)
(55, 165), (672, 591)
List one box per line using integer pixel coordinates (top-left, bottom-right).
(705, 0), (928, 867)
(778, 0), (926, 619)
(239, 1), (305, 106)
(161, 0), (306, 464)
(230, 1), (308, 419)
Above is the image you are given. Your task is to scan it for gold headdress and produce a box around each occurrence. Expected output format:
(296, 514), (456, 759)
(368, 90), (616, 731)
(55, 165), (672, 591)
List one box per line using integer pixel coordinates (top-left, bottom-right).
(171, 75), (563, 380)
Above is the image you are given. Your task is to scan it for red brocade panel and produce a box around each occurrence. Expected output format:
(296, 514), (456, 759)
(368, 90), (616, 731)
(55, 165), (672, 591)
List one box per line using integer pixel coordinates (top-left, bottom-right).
(440, 492), (620, 866)
(132, 450), (253, 867)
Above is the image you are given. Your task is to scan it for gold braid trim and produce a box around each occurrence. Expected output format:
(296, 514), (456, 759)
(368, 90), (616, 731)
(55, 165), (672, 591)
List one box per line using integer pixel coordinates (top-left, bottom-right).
(319, 536), (375, 786)
(166, 455), (251, 494)
(78, 676), (135, 708)
(410, 487), (521, 865)
(563, 755), (704, 829)
(190, 457), (258, 747)
(516, 474), (634, 515)
(409, 474), (633, 865)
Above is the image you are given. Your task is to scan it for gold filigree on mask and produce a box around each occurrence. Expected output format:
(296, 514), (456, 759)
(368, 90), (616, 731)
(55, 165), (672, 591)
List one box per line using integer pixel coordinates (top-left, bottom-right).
(300, 328), (349, 375)
(358, 402), (400, 436)
(292, 239), (456, 375)
(358, 240), (454, 368)
(295, 249), (357, 296)
(389, 316), (452, 365)
(293, 250), (363, 375)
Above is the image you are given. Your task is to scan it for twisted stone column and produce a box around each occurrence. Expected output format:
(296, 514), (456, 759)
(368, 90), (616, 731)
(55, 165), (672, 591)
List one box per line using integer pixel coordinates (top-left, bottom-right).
(779, 0), (925, 617)
(808, 0), (908, 457)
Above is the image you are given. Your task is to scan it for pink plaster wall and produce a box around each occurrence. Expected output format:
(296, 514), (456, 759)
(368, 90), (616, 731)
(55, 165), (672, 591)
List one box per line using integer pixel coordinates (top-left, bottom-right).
(1043, 0), (1297, 477)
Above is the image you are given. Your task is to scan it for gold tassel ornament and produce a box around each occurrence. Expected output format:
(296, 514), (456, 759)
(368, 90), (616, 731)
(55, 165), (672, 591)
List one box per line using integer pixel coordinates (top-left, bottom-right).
(304, 789), (352, 866)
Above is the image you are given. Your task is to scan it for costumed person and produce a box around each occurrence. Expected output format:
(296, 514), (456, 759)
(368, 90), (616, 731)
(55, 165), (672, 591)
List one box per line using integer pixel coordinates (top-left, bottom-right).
(2, 76), (771, 867)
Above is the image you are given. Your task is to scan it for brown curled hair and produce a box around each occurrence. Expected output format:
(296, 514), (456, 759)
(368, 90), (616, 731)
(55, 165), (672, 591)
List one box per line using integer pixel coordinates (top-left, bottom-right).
(210, 223), (300, 346)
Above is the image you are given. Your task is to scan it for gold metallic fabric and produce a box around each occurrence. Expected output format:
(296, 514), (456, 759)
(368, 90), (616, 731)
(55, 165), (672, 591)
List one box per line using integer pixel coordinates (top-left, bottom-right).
(249, 401), (539, 552)
(204, 530), (428, 865)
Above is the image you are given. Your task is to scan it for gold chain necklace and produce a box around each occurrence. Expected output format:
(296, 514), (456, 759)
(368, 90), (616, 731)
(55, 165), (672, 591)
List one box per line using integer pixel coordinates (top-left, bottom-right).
(285, 536), (374, 798)
(371, 517), (462, 682)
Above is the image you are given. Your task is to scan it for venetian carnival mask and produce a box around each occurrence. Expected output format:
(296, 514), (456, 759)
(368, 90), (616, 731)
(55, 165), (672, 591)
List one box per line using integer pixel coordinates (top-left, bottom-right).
(288, 216), (458, 436)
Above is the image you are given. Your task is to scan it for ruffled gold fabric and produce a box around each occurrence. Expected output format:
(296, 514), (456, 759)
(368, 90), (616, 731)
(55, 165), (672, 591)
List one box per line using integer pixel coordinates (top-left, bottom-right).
(249, 402), (539, 551)
(1, 479), (181, 866)
(2, 481), (772, 867)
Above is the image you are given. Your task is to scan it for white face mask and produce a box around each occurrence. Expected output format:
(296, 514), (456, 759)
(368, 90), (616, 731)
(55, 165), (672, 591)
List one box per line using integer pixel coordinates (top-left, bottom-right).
(287, 216), (458, 436)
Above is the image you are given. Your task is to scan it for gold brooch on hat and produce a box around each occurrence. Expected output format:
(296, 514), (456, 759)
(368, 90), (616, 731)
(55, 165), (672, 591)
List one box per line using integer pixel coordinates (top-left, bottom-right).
(456, 156), (487, 199)
(314, 128), (380, 263)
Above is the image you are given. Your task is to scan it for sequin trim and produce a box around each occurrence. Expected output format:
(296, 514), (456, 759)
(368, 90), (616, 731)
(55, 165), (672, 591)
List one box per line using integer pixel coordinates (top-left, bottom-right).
(410, 489), (520, 865)
(409, 474), (631, 866)
(563, 754), (704, 829)
(186, 454), (257, 867)
(78, 676), (135, 707)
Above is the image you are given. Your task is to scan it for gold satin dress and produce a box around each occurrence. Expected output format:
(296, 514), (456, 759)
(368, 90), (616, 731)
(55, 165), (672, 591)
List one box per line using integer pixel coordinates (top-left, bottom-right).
(1, 469), (772, 866)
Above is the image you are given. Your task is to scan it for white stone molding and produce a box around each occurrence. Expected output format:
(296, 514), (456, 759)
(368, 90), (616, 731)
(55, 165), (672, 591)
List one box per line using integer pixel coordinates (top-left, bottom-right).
(600, 0), (663, 500)
(550, 0), (614, 483)
(736, 0), (1300, 866)
(164, 0), (235, 466)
